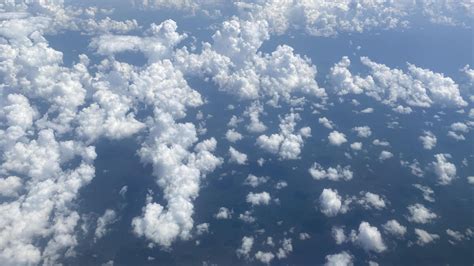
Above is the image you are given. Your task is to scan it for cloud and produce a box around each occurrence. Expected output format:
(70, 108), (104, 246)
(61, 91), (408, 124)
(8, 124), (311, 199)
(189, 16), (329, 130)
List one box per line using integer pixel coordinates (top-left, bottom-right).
(256, 113), (311, 160)
(214, 207), (233, 220)
(382, 220), (407, 237)
(246, 192), (271, 206)
(329, 56), (467, 108)
(309, 163), (353, 181)
(276, 238), (293, 259)
(319, 188), (349, 217)
(324, 251), (353, 266)
(255, 251), (275, 264)
(244, 174), (269, 187)
(413, 184), (435, 202)
(350, 142), (362, 150)
(407, 203), (438, 224)
(94, 209), (117, 241)
(228, 146), (248, 165)
(236, 236), (254, 258)
(414, 228), (440, 246)
(379, 151), (394, 161)
(357, 192), (386, 210)
(352, 222), (387, 253)
(419, 131), (437, 150)
(319, 117), (334, 129)
(352, 126), (372, 138)
(328, 131), (347, 146)
(332, 226), (347, 244)
(225, 129), (243, 143)
(432, 154), (457, 185)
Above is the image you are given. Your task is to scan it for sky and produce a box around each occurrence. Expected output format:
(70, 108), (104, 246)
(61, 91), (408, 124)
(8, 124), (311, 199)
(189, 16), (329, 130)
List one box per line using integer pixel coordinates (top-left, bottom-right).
(0, 1), (473, 265)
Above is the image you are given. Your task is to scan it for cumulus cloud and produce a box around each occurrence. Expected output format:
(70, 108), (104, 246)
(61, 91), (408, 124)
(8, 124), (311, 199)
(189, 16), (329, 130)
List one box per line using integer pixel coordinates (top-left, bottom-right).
(244, 174), (269, 187)
(379, 151), (394, 161)
(228, 146), (248, 165)
(214, 207), (233, 220)
(432, 154), (457, 185)
(324, 251), (353, 266)
(236, 236), (254, 258)
(256, 112), (311, 160)
(382, 220), (407, 237)
(352, 126), (372, 138)
(94, 209), (117, 241)
(225, 129), (243, 143)
(357, 192), (386, 210)
(319, 117), (334, 129)
(414, 228), (440, 246)
(419, 131), (437, 150)
(329, 56), (467, 108)
(352, 222), (387, 253)
(255, 251), (275, 264)
(246, 192), (271, 206)
(319, 188), (349, 217)
(350, 142), (362, 150)
(332, 226), (347, 244)
(407, 203), (438, 224)
(328, 131), (347, 146)
(309, 163), (353, 181)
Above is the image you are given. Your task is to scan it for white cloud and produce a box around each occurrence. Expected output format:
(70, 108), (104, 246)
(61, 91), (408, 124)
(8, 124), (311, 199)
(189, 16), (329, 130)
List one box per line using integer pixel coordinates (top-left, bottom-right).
(357, 192), (386, 210)
(407, 203), (438, 224)
(413, 184), (435, 202)
(255, 251), (275, 264)
(228, 146), (248, 165)
(309, 163), (353, 181)
(225, 129), (243, 143)
(352, 126), (372, 138)
(244, 174), (269, 187)
(319, 117), (334, 129)
(94, 209), (117, 241)
(236, 236), (254, 258)
(419, 131), (437, 150)
(372, 139), (390, 147)
(276, 238), (293, 259)
(257, 113), (311, 160)
(332, 226), (347, 244)
(350, 142), (362, 150)
(414, 228), (440, 246)
(329, 56), (467, 108)
(319, 188), (348, 217)
(352, 221), (387, 253)
(382, 220), (407, 237)
(379, 151), (394, 161)
(324, 251), (353, 266)
(195, 223), (209, 235)
(432, 154), (457, 185)
(239, 211), (256, 223)
(328, 131), (347, 146)
(246, 192), (271, 206)
(214, 207), (233, 220)
(0, 176), (22, 197)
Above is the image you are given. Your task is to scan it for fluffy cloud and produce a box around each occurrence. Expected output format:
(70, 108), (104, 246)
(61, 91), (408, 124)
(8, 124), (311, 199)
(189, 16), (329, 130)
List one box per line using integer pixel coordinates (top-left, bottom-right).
(329, 56), (467, 108)
(244, 174), (269, 187)
(352, 222), (387, 253)
(255, 251), (275, 264)
(419, 131), (437, 150)
(256, 113), (311, 160)
(407, 203), (438, 224)
(432, 154), (457, 185)
(309, 163), (353, 181)
(319, 117), (334, 129)
(228, 146), (248, 165)
(319, 188), (349, 217)
(94, 209), (117, 241)
(324, 251), (353, 266)
(246, 192), (271, 206)
(352, 126), (372, 138)
(414, 229), (440, 246)
(225, 129), (243, 143)
(379, 150), (394, 161)
(332, 226), (347, 244)
(382, 220), (407, 237)
(236, 236), (254, 258)
(357, 192), (386, 210)
(328, 131), (347, 146)
(215, 207), (233, 220)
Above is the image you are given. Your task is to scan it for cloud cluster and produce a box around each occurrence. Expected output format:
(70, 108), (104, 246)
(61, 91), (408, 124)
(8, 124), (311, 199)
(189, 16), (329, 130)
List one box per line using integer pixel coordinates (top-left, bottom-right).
(256, 113), (311, 160)
(309, 163), (353, 181)
(329, 57), (467, 108)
